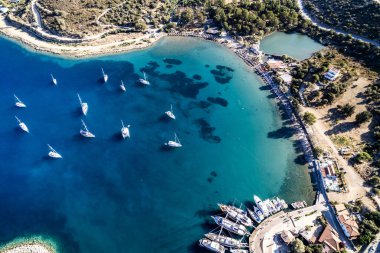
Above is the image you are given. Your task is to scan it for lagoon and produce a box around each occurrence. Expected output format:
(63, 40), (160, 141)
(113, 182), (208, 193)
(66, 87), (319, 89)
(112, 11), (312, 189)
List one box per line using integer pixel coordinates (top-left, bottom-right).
(0, 35), (317, 253)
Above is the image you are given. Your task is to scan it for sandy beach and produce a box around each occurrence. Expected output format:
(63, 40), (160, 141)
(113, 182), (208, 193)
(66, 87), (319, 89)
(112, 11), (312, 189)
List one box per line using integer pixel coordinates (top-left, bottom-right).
(0, 16), (165, 58)
(0, 238), (56, 253)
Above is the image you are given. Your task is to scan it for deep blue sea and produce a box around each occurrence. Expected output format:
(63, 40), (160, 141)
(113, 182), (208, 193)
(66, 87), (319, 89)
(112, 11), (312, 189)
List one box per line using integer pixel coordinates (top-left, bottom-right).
(0, 36), (316, 253)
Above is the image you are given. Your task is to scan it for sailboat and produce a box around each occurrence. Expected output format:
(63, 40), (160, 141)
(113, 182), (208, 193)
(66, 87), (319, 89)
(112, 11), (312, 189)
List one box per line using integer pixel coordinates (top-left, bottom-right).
(14, 94), (26, 108)
(247, 208), (262, 224)
(253, 206), (265, 221)
(211, 216), (249, 236)
(218, 204), (253, 227)
(230, 249), (248, 253)
(121, 120), (130, 139)
(165, 133), (182, 148)
(139, 72), (150, 85)
(77, 93), (88, 116)
(165, 104), (175, 120)
(199, 238), (225, 253)
(101, 68), (108, 83)
(80, 119), (95, 138)
(253, 195), (270, 217)
(15, 116), (29, 133)
(205, 233), (248, 248)
(47, 144), (62, 159)
(51, 74), (57, 85)
(120, 80), (126, 92)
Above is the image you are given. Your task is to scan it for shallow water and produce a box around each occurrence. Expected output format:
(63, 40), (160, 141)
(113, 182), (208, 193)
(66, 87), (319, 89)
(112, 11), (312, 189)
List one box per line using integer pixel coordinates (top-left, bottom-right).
(0, 36), (314, 253)
(260, 32), (324, 60)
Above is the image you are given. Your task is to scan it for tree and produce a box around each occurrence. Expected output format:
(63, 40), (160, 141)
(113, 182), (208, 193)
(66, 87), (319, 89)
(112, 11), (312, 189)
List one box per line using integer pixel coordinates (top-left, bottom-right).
(180, 8), (194, 24)
(355, 111), (372, 125)
(291, 239), (306, 253)
(368, 176), (380, 187)
(313, 146), (323, 158)
(303, 112), (317, 125)
(355, 152), (373, 163)
(134, 20), (147, 31)
(337, 103), (355, 118)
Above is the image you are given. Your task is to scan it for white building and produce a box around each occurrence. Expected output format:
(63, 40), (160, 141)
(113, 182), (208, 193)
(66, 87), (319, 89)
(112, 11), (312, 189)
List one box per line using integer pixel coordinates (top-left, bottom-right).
(324, 68), (340, 81)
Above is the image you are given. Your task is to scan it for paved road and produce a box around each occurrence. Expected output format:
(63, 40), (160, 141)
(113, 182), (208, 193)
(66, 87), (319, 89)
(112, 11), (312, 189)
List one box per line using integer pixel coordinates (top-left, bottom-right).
(297, 0), (380, 47)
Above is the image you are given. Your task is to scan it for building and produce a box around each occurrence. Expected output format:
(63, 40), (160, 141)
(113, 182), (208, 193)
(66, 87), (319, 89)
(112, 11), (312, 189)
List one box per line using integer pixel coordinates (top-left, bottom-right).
(0, 7), (8, 13)
(205, 27), (220, 36)
(324, 68), (340, 81)
(318, 224), (343, 253)
(280, 230), (295, 244)
(334, 204), (360, 239)
(266, 59), (287, 70)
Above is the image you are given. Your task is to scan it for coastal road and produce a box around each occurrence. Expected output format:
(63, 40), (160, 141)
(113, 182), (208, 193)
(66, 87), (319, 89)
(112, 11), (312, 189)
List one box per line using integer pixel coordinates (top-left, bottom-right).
(296, 0), (380, 47)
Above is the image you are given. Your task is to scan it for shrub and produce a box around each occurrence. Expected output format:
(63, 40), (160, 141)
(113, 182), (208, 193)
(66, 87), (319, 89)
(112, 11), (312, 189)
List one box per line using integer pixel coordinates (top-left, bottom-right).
(303, 112), (317, 125)
(355, 111), (372, 125)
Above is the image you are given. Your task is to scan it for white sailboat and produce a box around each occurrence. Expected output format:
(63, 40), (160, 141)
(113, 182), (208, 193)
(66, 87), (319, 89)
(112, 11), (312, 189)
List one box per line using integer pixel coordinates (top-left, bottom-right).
(77, 93), (88, 116)
(121, 120), (130, 139)
(199, 238), (225, 253)
(165, 104), (175, 120)
(14, 94), (26, 108)
(80, 119), (95, 138)
(101, 68), (108, 83)
(51, 74), (57, 85)
(120, 80), (126, 92)
(47, 144), (62, 159)
(139, 72), (150, 85)
(165, 133), (182, 148)
(15, 116), (29, 133)
(205, 233), (248, 248)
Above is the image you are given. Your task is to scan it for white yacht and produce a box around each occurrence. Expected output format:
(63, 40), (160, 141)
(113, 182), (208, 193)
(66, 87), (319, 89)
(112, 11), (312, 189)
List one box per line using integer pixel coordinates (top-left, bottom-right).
(121, 120), (130, 139)
(218, 204), (253, 227)
(101, 68), (108, 83)
(211, 216), (249, 236)
(14, 94), (26, 108)
(165, 133), (182, 148)
(247, 208), (262, 224)
(51, 74), (57, 85)
(165, 104), (175, 120)
(253, 206), (265, 221)
(199, 238), (225, 253)
(80, 119), (95, 138)
(230, 249), (248, 253)
(253, 195), (270, 217)
(77, 93), (88, 116)
(15, 116), (29, 133)
(139, 72), (150, 85)
(205, 233), (248, 248)
(120, 80), (126, 92)
(47, 144), (62, 159)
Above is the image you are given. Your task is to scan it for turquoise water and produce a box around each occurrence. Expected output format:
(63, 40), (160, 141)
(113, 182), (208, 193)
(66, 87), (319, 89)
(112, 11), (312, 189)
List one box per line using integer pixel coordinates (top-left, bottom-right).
(260, 32), (324, 60)
(0, 36), (314, 253)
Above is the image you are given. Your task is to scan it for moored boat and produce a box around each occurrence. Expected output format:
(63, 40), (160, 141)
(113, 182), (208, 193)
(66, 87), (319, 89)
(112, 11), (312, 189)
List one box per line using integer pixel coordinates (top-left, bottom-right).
(165, 133), (182, 148)
(230, 249), (248, 253)
(14, 94), (26, 108)
(51, 74), (57, 85)
(218, 204), (253, 227)
(47, 144), (62, 159)
(199, 238), (225, 253)
(277, 197), (288, 209)
(120, 80), (126, 92)
(80, 119), (95, 138)
(101, 68), (108, 83)
(204, 233), (247, 248)
(247, 208), (262, 224)
(253, 195), (270, 217)
(139, 72), (150, 85)
(165, 104), (175, 120)
(121, 120), (130, 139)
(253, 206), (265, 221)
(15, 116), (29, 133)
(77, 93), (88, 116)
(211, 216), (249, 236)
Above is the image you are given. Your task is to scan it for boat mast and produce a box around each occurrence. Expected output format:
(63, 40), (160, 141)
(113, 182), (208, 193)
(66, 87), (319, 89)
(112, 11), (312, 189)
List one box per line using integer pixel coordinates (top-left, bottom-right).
(102, 68), (105, 76)
(14, 94), (20, 102)
(77, 93), (82, 104)
(121, 120), (125, 128)
(81, 119), (89, 131)
(15, 116), (21, 123)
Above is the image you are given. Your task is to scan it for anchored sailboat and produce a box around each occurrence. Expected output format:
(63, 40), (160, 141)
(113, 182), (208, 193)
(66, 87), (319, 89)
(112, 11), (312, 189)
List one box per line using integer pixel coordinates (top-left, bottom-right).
(14, 94), (26, 108)
(204, 233), (248, 248)
(51, 74), (57, 85)
(121, 120), (130, 139)
(101, 68), (108, 83)
(211, 216), (249, 236)
(139, 72), (150, 85)
(15, 116), (29, 133)
(165, 104), (175, 120)
(199, 238), (225, 253)
(77, 93), (88, 116)
(80, 119), (95, 138)
(47, 144), (62, 159)
(165, 133), (182, 148)
(120, 80), (126, 92)
(218, 204), (253, 227)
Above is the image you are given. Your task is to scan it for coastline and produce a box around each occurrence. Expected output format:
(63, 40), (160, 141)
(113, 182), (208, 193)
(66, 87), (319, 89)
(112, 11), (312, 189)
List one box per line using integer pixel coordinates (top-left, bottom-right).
(0, 236), (57, 253)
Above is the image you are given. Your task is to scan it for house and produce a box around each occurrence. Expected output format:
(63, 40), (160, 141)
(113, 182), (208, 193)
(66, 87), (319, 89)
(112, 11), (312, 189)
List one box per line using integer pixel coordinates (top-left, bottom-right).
(205, 27), (220, 36)
(334, 204), (360, 239)
(0, 7), (9, 13)
(280, 230), (295, 244)
(318, 224), (343, 253)
(279, 73), (292, 85)
(266, 59), (287, 70)
(324, 68), (340, 81)
(320, 163), (336, 179)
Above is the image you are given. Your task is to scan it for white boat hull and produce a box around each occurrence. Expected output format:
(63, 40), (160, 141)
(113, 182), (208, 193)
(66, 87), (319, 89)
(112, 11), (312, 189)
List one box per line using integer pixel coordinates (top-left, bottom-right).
(139, 79), (150, 85)
(121, 127), (130, 139)
(15, 102), (26, 108)
(19, 123), (29, 133)
(103, 75), (108, 83)
(165, 111), (175, 119)
(82, 103), (88, 115)
(48, 151), (62, 159)
(80, 130), (95, 138)
(166, 141), (182, 148)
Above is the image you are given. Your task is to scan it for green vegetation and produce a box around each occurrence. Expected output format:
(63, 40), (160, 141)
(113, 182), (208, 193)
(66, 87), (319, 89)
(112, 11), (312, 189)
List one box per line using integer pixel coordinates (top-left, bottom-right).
(337, 103), (355, 118)
(355, 111), (372, 125)
(303, 0), (380, 43)
(354, 152), (372, 164)
(291, 238), (306, 253)
(303, 112), (317, 125)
